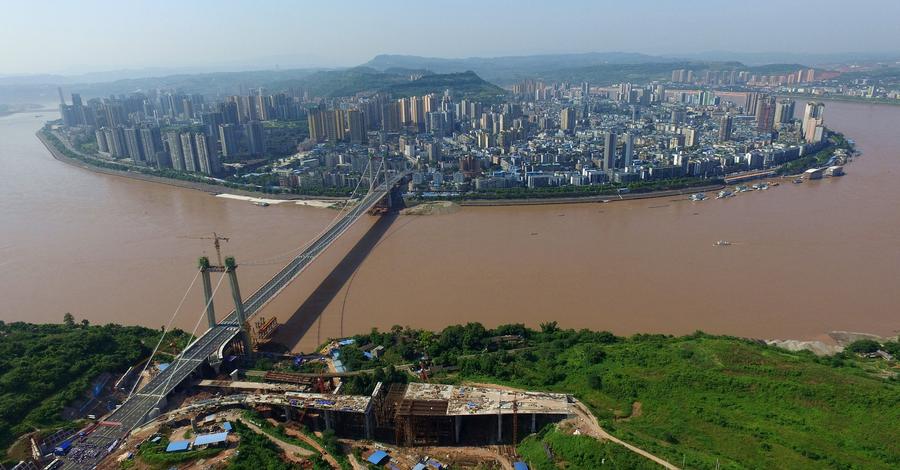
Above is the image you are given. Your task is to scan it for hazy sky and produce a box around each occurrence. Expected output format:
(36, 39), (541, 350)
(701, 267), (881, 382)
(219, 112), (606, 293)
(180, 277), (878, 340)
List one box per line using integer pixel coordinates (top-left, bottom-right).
(3, 0), (899, 75)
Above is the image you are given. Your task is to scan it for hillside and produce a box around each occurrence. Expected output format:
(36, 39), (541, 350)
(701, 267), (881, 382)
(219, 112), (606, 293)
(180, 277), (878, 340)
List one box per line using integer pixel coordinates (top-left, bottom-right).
(343, 324), (900, 469)
(363, 52), (680, 82)
(0, 319), (192, 463)
(363, 54), (817, 86)
(273, 67), (505, 101)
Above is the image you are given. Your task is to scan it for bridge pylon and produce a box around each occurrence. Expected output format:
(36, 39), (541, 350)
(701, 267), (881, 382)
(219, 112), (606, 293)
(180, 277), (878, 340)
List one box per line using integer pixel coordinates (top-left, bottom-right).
(197, 256), (252, 360)
(198, 257), (217, 329)
(225, 256), (252, 358)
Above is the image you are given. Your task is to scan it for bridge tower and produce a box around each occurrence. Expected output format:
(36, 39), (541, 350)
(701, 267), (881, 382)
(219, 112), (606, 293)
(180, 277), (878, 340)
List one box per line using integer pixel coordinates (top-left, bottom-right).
(197, 255), (252, 358)
(224, 256), (252, 357)
(198, 257), (217, 329)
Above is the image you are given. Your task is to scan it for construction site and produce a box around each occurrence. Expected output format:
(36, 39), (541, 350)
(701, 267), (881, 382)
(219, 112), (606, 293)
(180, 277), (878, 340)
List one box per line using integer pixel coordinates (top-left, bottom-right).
(191, 378), (572, 447)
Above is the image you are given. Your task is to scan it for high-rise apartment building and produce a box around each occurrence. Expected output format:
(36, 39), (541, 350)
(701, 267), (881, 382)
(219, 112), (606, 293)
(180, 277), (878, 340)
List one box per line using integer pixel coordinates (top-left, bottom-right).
(623, 133), (634, 168)
(166, 131), (185, 170)
(604, 131), (617, 170)
(560, 107), (576, 132)
(718, 114), (733, 141)
(218, 124), (238, 157)
(774, 99), (795, 129)
(756, 95), (776, 133)
(180, 132), (198, 172)
(247, 120), (266, 155)
(347, 109), (367, 144)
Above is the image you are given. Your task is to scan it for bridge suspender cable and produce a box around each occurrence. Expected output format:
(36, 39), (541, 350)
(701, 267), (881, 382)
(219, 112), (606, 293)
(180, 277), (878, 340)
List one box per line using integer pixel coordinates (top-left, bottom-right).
(157, 270), (229, 398)
(244, 157), (374, 265)
(241, 160), (369, 266)
(242, 157), (379, 266)
(126, 269), (202, 400)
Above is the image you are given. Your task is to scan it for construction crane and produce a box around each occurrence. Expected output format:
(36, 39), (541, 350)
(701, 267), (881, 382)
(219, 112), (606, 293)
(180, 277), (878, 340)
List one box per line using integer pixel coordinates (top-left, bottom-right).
(179, 232), (230, 266)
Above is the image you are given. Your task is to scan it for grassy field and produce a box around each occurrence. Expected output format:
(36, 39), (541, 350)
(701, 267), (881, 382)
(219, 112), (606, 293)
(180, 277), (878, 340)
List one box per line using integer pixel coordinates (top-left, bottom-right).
(517, 424), (656, 469)
(347, 324), (899, 469)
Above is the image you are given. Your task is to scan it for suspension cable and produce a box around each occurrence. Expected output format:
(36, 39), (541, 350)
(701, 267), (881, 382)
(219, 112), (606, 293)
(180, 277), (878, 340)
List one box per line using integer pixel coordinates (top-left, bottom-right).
(127, 269), (202, 399)
(242, 157), (376, 266)
(158, 270), (229, 396)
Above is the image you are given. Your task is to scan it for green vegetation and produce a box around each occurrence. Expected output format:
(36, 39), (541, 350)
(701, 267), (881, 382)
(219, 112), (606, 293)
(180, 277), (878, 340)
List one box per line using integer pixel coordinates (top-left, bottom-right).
(137, 436), (223, 469)
(241, 411), (351, 470)
(241, 410), (316, 454)
(228, 420), (300, 470)
(273, 67), (505, 102)
(847, 339), (882, 354)
(518, 424), (655, 469)
(387, 71), (506, 103)
(348, 323), (899, 469)
(0, 319), (191, 461)
(775, 132), (852, 176)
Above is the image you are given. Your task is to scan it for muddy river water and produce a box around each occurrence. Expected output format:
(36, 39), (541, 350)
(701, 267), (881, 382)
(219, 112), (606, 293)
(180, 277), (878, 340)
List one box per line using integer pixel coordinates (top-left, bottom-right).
(1, 100), (898, 352)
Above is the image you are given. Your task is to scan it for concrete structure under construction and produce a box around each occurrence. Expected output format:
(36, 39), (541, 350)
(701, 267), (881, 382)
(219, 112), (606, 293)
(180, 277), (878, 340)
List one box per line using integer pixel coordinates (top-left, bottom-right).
(189, 380), (571, 447)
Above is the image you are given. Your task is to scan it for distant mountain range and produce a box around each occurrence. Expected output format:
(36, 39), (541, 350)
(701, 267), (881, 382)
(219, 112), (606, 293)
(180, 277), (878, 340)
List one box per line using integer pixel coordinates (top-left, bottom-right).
(6, 50), (896, 105)
(361, 53), (825, 85)
(666, 50), (900, 66)
(363, 52), (693, 84)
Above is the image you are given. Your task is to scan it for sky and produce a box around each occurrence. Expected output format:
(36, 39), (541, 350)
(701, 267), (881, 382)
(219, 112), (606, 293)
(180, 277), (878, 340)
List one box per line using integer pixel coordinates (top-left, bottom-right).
(2, 0), (899, 75)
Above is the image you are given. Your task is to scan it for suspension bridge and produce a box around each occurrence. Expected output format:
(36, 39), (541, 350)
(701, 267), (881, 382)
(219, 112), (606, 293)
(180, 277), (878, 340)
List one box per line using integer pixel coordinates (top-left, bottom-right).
(61, 161), (408, 468)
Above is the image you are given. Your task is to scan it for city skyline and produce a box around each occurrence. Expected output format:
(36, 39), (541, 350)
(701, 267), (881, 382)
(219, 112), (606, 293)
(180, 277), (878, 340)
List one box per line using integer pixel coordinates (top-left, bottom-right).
(3, 0), (900, 76)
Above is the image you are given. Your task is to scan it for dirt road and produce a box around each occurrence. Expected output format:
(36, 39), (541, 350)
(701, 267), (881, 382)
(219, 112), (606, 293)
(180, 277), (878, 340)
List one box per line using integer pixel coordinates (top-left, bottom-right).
(269, 418), (342, 469)
(245, 420), (314, 462)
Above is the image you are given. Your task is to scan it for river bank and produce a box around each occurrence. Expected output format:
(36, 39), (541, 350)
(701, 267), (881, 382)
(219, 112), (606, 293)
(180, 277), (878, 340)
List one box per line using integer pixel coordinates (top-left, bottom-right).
(455, 183), (726, 206)
(35, 129), (346, 202)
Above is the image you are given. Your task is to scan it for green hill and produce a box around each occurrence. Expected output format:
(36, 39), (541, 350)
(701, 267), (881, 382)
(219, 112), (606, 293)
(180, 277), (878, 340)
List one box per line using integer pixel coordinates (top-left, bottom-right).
(272, 67), (505, 101)
(345, 324), (900, 469)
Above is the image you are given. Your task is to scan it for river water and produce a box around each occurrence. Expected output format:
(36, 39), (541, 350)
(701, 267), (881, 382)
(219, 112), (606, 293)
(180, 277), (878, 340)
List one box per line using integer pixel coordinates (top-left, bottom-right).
(1, 101), (899, 352)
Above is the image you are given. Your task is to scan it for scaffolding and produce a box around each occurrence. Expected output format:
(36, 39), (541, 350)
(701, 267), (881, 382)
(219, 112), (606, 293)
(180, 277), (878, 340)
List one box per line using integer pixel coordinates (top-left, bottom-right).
(394, 399), (452, 446)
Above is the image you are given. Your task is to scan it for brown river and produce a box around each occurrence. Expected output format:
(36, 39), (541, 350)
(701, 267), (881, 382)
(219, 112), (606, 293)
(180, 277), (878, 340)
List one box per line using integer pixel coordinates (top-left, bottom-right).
(1, 100), (898, 352)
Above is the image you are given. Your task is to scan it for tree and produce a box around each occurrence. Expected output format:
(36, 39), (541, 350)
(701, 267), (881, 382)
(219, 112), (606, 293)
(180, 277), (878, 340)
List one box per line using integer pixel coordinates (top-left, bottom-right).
(540, 321), (559, 334)
(63, 312), (75, 327)
(846, 339), (881, 354)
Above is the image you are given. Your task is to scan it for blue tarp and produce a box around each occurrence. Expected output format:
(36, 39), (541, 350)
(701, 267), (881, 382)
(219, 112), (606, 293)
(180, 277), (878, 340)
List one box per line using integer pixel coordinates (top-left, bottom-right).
(513, 462), (529, 470)
(412, 464), (427, 470)
(165, 441), (190, 452)
(367, 450), (389, 465)
(194, 431), (228, 446)
(54, 439), (72, 455)
(223, 422), (233, 431)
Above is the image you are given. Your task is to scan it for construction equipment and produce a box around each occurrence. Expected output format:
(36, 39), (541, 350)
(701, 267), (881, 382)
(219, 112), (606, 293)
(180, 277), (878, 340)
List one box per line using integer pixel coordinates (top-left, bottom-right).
(252, 317), (279, 349)
(180, 232), (230, 266)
